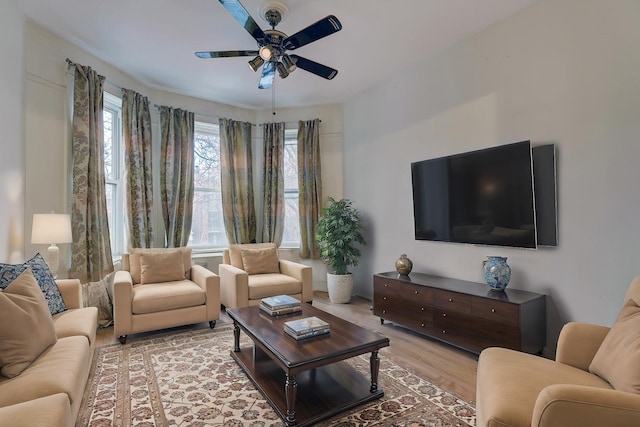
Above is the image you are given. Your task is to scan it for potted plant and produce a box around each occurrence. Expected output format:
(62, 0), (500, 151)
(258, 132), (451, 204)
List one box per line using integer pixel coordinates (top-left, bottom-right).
(315, 197), (367, 303)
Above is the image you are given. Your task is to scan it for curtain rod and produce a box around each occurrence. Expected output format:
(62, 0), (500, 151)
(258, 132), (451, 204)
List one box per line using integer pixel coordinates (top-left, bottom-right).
(65, 57), (122, 91)
(66, 59), (322, 127)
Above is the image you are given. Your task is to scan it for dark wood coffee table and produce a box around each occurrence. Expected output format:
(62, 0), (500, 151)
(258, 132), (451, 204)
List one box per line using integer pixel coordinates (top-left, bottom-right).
(226, 303), (390, 426)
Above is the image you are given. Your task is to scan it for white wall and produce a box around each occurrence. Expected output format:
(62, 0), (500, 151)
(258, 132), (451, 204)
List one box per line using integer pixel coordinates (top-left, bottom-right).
(343, 0), (640, 352)
(22, 20), (343, 286)
(0, 0), (25, 263)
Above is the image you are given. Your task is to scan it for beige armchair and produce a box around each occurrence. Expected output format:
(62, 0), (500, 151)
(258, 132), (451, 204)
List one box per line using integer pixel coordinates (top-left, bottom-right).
(219, 243), (313, 309)
(113, 247), (220, 344)
(476, 276), (640, 426)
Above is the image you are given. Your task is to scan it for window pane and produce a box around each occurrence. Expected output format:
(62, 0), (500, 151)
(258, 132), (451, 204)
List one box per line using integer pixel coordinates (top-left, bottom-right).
(284, 143), (298, 191)
(191, 122), (228, 248)
(105, 183), (115, 250)
(283, 194), (300, 244)
(282, 133), (300, 246)
(103, 110), (114, 180)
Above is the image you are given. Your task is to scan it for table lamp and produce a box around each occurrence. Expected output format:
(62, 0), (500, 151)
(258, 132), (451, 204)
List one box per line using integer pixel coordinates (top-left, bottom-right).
(31, 213), (72, 278)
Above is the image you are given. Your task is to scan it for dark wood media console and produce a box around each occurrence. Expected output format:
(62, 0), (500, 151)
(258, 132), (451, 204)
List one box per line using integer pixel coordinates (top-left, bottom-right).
(373, 271), (546, 355)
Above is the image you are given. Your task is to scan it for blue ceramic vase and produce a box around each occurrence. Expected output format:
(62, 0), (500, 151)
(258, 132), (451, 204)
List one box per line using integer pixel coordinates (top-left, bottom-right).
(483, 256), (511, 291)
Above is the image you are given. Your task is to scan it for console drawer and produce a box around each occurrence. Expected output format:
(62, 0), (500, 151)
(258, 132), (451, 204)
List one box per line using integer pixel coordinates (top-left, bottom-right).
(374, 277), (433, 305)
(471, 297), (519, 327)
(434, 309), (520, 352)
(433, 289), (471, 314)
(374, 296), (433, 331)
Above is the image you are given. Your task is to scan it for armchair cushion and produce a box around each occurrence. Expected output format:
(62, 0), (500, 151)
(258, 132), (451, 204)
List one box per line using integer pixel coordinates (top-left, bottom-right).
(240, 247), (280, 275)
(139, 250), (185, 284)
(247, 274), (302, 300)
(589, 297), (640, 394)
(132, 280), (206, 314)
(0, 269), (57, 378)
(127, 248), (192, 284)
(228, 243), (277, 270)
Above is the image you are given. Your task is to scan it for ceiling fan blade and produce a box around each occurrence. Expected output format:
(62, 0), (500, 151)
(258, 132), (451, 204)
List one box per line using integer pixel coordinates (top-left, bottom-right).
(283, 15), (342, 50)
(218, 0), (266, 43)
(290, 55), (338, 80)
(195, 50), (258, 59)
(258, 61), (275, 89)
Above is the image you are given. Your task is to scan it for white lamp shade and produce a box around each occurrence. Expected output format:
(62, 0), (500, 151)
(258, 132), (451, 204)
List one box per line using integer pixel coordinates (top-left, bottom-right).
(31, 214), (73, 244)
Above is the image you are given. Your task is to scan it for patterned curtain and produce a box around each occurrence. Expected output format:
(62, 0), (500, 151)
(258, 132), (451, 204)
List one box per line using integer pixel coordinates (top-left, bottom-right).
(160, 106), (195, 247)
(219, 118), (256, 244)
(69, 64), (114, 282)
(122, 89), (153, 248)
(297, 119), (323, 259)
(261, 122), (285, 245)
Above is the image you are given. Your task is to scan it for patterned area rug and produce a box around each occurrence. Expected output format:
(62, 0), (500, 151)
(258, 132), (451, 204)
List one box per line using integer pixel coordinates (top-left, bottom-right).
(77, 325), (475, 426)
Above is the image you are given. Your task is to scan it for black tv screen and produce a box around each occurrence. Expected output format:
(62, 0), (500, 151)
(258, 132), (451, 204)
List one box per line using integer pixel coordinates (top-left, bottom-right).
(411, 141), (537, 249)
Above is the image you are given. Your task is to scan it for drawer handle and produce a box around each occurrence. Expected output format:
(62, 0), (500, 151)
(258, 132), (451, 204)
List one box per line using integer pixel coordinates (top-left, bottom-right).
(384, 284), (388, 287)
(383, 296), (387, 300)
(442, 330), (446, 334)
(421, 307), (424, 311)
(491, 308), (496, 313)
(421, 323), (425, 327)
(382, 310), (386, 314)
(415, 290), (419, 295)
(442, 313), (447, 317)
(448, 298), (453, 302)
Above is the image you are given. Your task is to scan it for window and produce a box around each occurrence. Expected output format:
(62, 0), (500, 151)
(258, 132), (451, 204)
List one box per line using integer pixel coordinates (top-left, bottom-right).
(282, 129), (300, 247)
(191, 121), (228, 248)
(103, 92), (126, 255)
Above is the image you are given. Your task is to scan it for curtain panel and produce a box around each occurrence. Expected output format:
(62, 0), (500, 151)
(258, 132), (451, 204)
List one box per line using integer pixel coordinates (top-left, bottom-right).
(261, 122), (286, 245)
(219, 118), (256, 244)
(297, 119), (323, 259)
(122, 89), (153, 248)
(69, 64), (114, 282)
(160, 106), (195, 247)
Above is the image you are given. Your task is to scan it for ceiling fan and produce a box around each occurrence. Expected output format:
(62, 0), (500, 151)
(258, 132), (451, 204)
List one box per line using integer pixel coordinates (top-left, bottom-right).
(195, 0), (342, 89)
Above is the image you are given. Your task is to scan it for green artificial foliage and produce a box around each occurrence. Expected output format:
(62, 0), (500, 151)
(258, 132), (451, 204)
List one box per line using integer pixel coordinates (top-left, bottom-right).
(315, 197), (367, 275)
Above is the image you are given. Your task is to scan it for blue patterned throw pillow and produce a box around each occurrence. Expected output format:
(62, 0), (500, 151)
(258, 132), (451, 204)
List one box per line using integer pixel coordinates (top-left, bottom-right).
(0, 253), (68, 315)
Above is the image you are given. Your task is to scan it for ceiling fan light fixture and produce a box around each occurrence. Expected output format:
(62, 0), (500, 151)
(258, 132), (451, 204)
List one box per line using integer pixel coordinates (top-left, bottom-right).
(259, 45), (274, 60)
(277, 61), (290, 78)
(248, 56), (264, 72)
(281, 54), (296, 72)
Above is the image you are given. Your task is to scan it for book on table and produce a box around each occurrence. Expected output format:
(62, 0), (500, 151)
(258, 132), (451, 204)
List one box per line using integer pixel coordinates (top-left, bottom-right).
(284, 327), (330, 340)
(284, 316), (330, 338)
(261, 295), (301, 310)
(259, 304), (302, 316)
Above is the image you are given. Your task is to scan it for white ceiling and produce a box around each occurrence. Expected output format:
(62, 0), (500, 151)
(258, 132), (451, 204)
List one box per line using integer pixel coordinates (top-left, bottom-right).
(18, 0), (537, 110)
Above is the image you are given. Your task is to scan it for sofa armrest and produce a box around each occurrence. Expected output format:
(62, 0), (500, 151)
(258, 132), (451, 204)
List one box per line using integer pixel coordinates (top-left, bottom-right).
(113, 270), (134, 337)
(191, 264), (220, 320)
(279, 259), (313, 303)
(556, 322), (611, 370)
(0, 393), (71, 427)
(56, 278), (83, 309)
(219, 263), (248, 309)
(533, 384), (640, 427)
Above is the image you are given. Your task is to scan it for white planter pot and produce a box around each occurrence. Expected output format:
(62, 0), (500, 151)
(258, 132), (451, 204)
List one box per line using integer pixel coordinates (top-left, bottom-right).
(327, 273), (353, 304)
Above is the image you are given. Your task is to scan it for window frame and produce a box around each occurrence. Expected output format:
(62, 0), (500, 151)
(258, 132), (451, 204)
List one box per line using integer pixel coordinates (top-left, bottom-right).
(103, 92), (126, 256)
(281, 128), (301, 248)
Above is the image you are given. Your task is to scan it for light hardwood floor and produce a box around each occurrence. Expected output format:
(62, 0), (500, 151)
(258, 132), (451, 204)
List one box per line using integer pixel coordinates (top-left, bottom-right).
(96, 291), (478, 403)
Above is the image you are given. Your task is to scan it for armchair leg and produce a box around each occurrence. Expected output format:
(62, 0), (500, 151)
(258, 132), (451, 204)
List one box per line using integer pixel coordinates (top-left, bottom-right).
(209, 321), (216, 329)
(118, 335), (127, 344)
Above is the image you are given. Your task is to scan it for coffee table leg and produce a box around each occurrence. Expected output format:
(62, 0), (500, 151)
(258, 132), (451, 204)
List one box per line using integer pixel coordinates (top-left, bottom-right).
(233, 323), (240, 352)
(370, 350), (380, 393)
(285, 374), (297, 425)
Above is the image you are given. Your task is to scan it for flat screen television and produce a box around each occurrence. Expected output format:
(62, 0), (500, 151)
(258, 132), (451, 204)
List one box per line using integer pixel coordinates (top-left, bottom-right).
(411, 141), (537, 249)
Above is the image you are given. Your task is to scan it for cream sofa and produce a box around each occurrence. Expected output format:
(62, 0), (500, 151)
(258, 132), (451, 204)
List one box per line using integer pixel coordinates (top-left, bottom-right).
(0, 278), (98, 427)
(476, 276), (640, 426)
(219, 243), (313, 309)
(113, 247), (220, 344)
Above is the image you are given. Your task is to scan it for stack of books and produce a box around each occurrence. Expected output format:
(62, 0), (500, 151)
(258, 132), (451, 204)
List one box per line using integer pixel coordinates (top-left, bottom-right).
(259, 295), (302, 316)
(284, 316), (330, 340)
